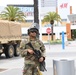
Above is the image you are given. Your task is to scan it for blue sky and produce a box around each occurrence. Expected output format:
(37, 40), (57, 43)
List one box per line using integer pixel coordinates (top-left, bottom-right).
(0, 0), (75, 13)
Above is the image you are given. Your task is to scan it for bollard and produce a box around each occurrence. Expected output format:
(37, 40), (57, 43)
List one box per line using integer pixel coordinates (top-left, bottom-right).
(53, 59), (75, 75)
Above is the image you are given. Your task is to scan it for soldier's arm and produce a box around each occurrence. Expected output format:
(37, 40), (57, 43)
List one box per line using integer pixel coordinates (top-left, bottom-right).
(40, 41), (46, 58)
(20, 48), (34, 57)
(20, 49), (28, 57)
(20, 42), (34, 57)
(19, 41), (29, 57)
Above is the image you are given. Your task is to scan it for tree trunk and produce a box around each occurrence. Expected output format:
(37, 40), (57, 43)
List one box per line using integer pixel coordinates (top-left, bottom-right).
(34, 0), (39, 24)
(50, 20), (54, 41)
(51, 24), (53, 40)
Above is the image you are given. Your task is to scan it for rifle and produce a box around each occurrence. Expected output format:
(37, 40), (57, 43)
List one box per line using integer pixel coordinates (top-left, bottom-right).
(26, 42), (47, 71)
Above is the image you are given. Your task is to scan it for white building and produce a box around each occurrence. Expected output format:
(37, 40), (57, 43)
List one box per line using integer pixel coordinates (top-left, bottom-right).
(0, 0), (76, 42)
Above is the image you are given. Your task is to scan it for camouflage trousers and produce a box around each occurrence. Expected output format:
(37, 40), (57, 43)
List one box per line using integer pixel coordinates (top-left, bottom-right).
(23, 64), (40, 75)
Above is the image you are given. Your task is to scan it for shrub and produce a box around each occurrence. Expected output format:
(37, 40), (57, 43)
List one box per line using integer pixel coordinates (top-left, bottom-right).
(48, 39), (62, 44)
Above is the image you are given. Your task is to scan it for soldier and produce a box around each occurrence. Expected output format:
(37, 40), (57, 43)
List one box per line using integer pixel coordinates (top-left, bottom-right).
(20, 23), (46, 75)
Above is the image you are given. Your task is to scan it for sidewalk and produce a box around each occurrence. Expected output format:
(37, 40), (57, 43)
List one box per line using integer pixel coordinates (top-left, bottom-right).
(43, 42), (76, 75)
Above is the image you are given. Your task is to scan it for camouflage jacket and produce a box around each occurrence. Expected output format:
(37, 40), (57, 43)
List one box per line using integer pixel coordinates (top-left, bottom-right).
(20, 38), (46, 64)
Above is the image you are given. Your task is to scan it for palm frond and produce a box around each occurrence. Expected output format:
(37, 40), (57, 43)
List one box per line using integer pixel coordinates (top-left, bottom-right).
(0, 6), (26, 22)
(42, 12), (61, 24)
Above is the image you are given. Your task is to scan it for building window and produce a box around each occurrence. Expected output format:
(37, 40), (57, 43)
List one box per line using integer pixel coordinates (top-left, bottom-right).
(61, 19), (67, 22)
(26, 20), (33, 22)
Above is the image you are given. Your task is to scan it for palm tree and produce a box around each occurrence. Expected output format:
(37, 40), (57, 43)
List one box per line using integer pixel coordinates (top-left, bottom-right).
(0, 6), (25, 22)
(42, 12), (61, 40)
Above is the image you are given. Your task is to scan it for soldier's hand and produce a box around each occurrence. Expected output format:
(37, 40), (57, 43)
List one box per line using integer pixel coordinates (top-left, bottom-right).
(39, 57), (44, 62)
(27, 49), (34, 54)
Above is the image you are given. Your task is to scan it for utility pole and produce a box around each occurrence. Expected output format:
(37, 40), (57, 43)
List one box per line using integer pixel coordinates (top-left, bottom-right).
(34, 0), (39, 24)
(34, 0), (39, 38)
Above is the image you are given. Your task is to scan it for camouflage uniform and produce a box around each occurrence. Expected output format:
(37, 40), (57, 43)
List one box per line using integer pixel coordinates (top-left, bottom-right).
(20, 38), (46, 75)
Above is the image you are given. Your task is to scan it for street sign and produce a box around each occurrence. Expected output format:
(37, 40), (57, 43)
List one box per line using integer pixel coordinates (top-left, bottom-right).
(46, 28), (51, 34)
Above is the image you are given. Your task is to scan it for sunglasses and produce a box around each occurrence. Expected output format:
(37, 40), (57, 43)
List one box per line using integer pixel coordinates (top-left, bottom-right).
(31, 31), (37, 33)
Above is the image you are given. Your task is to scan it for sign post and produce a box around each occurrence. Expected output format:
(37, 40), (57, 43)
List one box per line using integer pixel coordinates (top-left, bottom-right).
(62, 31), (65, 49)
(46, 28), (51, 49)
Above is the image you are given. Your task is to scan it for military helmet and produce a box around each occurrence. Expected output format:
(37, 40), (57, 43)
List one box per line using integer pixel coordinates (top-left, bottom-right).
(28, 23), (39, 35)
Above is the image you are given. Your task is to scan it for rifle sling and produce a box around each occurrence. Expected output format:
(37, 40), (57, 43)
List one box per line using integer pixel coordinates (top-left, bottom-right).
(26, 42), (35, 51)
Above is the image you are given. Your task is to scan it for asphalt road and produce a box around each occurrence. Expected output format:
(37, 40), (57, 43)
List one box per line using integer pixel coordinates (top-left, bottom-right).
(0, 43), (76, 75)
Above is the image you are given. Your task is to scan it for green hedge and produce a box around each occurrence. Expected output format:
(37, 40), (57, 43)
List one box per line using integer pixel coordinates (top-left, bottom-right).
(48, 39), (62, 44)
